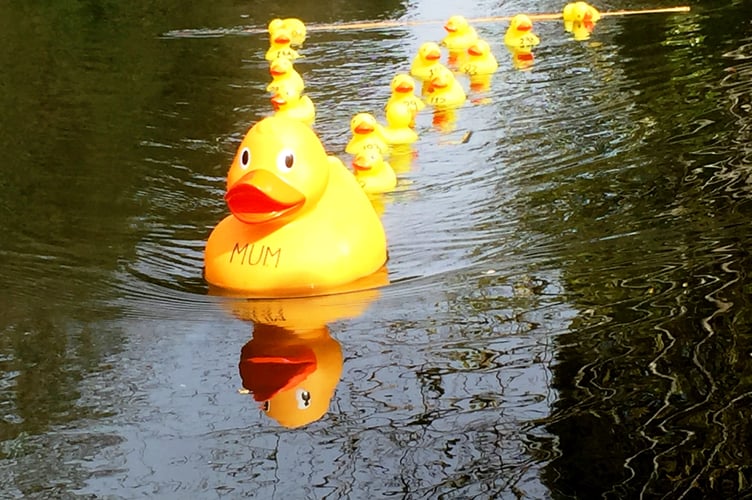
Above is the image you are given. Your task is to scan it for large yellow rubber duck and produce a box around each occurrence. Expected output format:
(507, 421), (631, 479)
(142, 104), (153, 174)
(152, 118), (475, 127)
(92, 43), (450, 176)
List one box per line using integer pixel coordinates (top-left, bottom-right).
(265, 27), (301, 61)
(382, 101), (419, 146)
(384, 73), (425, 125)
(268, 18), (306, 47)
(345, 113), (390, 157)
(352, 149), (397, 194)
(441, 15), (478, 63)
(266, 56), (305, 96)
(410, 42), (444, 82)
(204, 116), (388, 296)
(504, 14), (540, 53)
(425, 64), (466, 110)
(270, 86), (315, 127)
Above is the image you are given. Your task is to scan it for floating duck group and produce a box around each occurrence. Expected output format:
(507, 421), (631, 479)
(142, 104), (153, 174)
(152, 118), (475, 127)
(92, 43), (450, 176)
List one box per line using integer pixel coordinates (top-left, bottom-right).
(204, 4), (602, 297)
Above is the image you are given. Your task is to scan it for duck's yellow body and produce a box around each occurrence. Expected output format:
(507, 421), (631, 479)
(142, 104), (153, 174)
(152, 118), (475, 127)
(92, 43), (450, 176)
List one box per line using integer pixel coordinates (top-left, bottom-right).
(204, 116), (387, 297)
(382, 101), (419, 145)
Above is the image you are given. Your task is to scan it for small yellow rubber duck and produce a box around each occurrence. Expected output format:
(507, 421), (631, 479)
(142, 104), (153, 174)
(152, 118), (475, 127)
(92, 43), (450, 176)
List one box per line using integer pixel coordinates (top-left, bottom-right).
(270, 87), (315, 127)
(345, 113), (390, 157)
(265, 27), (301, 61)
(266, 57), (304, 96)
(385, 73), (425, 127)
(382, 101), (419, 146)
(441, 15), (478, 63)
(504, 14), (540, 53)
(352, 149), (397, 194)
(268, 18), (306, 47)
(425, 64), (466, 110)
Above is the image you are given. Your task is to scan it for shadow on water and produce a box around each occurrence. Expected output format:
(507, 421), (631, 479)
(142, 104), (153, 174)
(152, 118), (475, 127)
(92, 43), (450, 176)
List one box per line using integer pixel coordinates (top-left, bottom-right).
(2, 0), (752, 497)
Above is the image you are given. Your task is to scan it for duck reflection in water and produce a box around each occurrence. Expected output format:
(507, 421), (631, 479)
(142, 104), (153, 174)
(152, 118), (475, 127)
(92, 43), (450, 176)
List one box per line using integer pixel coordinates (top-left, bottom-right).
(222, 272), (387, 428)
(239, 322), (342, 428)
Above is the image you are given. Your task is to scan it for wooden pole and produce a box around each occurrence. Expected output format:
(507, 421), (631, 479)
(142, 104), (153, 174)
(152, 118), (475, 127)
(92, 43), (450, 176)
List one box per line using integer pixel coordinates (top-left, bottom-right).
(306, 6), (691, 32)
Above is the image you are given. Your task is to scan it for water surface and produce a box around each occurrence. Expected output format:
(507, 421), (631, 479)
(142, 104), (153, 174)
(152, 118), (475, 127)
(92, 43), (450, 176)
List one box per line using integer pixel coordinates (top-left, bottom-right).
(1, 0), (751, 498)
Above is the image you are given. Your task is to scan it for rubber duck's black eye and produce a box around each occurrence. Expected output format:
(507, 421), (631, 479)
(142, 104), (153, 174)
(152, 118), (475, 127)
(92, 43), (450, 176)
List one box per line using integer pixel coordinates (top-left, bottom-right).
(277, 148), (295, 172)
(239, 147), (251, 170)
(296, 389), (311, 409)
(262, 401), (270, 412)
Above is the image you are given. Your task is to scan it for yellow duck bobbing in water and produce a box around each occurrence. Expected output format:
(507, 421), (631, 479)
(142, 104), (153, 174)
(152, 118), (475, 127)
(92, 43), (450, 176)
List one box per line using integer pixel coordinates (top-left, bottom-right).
(385, 73), (425, 124)
(425, 64), (466, 110)
(204, 116), (387, 296)
(410, 41), (444, 82)
(460, 38), (498, 90)
(441, 15), (478, 64)
(268, 17), (306, 47)
(345, 113), (390, 157)
(382, 101), (419, 146)
(270, 86), (315, 127)
(504, 14), (541, 53)
(351, 149), (397, 194)
(266, 56), (305, 96)
(563, 2), (601, 40)
(265, 27), (301, 61)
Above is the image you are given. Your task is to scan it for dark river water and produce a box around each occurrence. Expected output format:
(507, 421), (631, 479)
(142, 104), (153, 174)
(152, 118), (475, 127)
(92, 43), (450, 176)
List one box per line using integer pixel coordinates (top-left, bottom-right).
(2, 0), (751, 498)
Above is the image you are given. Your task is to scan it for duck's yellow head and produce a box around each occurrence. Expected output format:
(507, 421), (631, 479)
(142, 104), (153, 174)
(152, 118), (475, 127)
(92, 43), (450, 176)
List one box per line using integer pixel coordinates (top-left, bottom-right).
(429, 64), (456, 89)
(417, 41), (442, 63)
(269, 56), (294, 77)
(225, 116), (329, 225)
(444, 15), (470, 34)
(352, 149), (386, 173)
(468, 39), (492, 57)
(391, 73), (416, 95)
(270, 86), (302, 111)
(509, 14), (534, 34)
(350, 112), (380, 135)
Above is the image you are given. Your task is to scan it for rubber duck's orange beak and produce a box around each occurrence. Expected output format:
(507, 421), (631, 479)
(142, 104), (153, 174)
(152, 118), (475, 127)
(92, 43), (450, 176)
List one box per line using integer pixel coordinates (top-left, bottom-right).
(517, 22), (532, 32)
(354, 123), (375, 134)
(270, 94), (286, 110)
(352, 156), (373, 172)
(274, 34), (290, 44)
(395, 81), (413, 93)
(225, 169), (305, 224)
(430, 76), (448, 89)
(239, 344), (317, 401)
(468, 45), (483, 56)
(444, 23), (457, 33)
